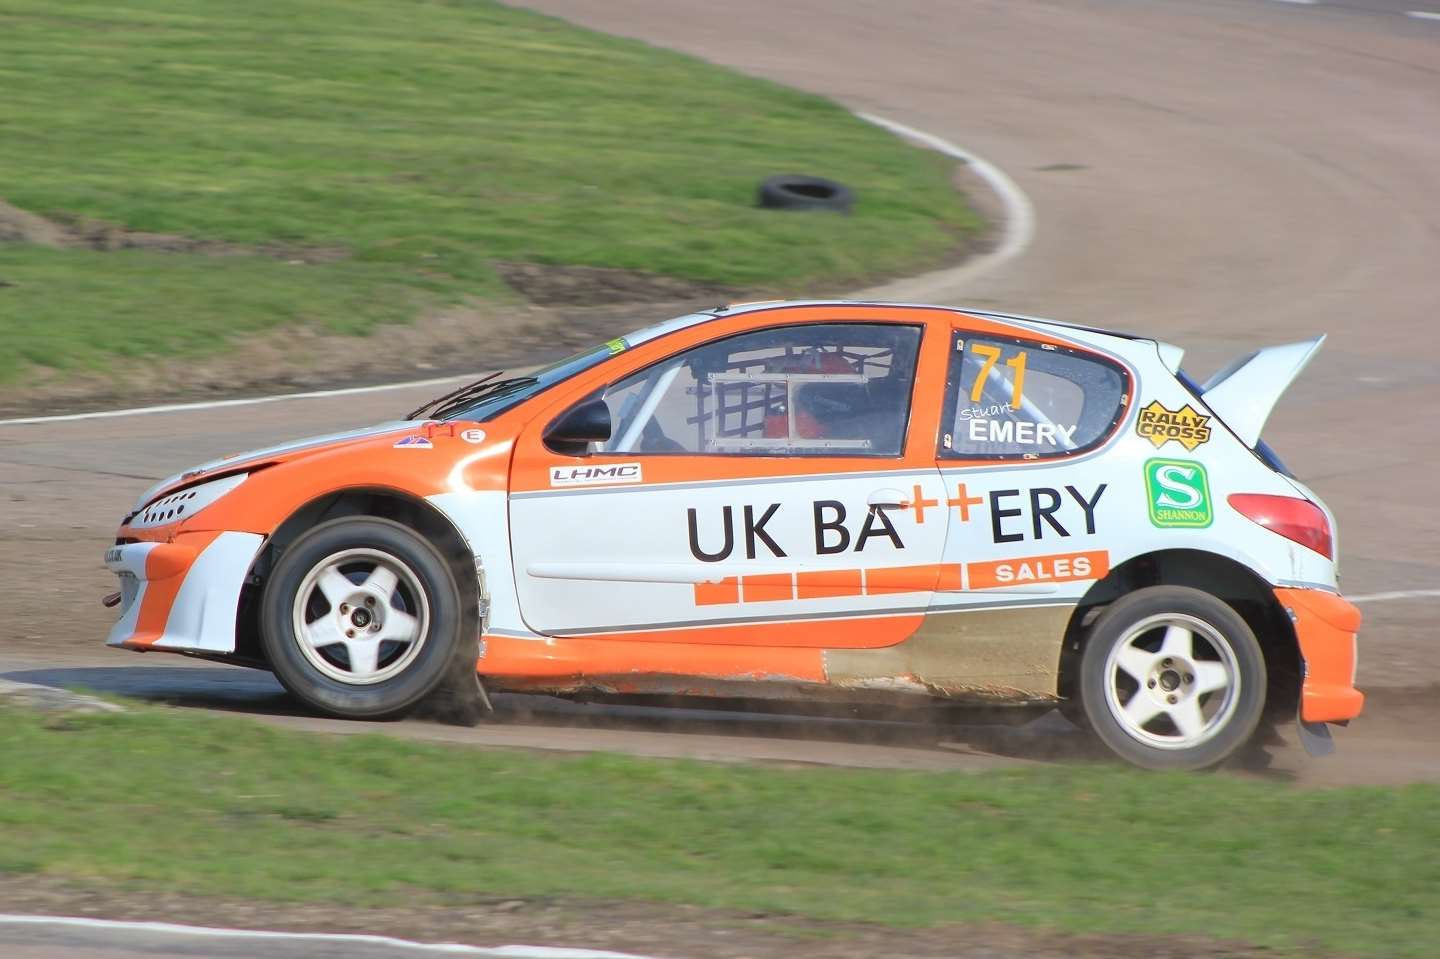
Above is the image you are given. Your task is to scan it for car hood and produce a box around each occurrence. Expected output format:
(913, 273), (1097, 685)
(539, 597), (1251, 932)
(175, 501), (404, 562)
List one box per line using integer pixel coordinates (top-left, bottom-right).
(131, 420), (424, 511)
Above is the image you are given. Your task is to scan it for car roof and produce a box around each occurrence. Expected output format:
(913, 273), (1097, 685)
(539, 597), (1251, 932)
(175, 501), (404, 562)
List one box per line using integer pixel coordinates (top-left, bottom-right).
(676, 300), (1149, 345)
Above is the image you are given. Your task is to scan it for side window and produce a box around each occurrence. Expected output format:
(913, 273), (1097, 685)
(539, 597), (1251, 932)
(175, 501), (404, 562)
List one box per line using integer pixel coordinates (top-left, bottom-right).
(595, 323), (922, 456)
(941, 331), (1127, 459)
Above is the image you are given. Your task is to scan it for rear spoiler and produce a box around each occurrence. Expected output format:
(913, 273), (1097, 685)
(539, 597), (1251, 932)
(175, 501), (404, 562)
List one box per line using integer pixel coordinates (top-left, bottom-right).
(1199, 336), (1325, 448)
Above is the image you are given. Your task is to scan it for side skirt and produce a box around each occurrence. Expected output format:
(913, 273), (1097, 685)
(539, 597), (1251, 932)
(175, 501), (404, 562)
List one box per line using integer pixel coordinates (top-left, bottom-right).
(480, 603), (1072, 707)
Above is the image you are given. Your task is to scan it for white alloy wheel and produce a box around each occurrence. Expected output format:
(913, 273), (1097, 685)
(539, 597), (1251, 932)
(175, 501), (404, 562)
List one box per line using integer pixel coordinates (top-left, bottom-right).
(291, 547), (431, 685)
(1078, 586), (1267, 770)
(1102, 613), (1240, 749)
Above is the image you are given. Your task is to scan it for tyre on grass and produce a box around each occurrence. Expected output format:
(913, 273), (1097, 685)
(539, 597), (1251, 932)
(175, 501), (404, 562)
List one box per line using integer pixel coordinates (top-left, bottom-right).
(757, 174), (855, 213)
(1077, 586), (1266, 771)
(260, 516), (475, 720)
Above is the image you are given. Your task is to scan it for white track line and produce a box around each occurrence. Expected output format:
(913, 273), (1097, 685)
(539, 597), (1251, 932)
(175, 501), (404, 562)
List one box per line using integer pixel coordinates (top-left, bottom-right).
(3, 113), (1031, 427)
(0, 915), (661, 958)
(855, 110), (1036, 274)
(0, 374), (473, 427)
(1407, 10), (1440, 20)
(1347, 589), (1440, 603)
(1268, 0), (1316, 6)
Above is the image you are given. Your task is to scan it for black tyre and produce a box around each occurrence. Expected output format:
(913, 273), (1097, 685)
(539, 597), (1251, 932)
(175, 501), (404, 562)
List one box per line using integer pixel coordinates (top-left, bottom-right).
(1077, 586), (1266, 771)
(260, 516), (471, 719)
(757, 174), (854, 213)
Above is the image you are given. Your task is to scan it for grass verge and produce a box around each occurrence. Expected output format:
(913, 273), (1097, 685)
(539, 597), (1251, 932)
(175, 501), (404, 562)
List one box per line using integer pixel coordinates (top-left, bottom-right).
(2, 705), (1436, 956)
(0, 0), (980, 384)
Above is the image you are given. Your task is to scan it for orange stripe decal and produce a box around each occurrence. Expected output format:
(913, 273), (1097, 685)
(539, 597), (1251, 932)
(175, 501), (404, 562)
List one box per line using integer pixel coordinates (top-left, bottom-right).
(863, 563), (951, 595)
(693, 563), (967, 606)
(743, 572), (795, 603)
(693, 577), (740, 606)
(796, 568), (862, 600)
(688, 552), (1109, 607)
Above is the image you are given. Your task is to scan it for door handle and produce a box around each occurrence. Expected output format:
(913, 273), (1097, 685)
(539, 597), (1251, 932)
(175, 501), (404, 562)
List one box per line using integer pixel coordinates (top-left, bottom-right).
(867, 488), (909, 511)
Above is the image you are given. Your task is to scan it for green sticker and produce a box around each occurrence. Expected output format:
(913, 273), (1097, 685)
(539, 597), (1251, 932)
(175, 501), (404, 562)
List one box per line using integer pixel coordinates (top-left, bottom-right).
(1144, 458), (1213, 528)
(605, 337), (628, 355)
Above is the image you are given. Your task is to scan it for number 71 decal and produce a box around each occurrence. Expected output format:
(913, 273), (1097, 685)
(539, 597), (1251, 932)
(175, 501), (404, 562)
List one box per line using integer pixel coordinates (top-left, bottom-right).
(968, 343), (1027, 408)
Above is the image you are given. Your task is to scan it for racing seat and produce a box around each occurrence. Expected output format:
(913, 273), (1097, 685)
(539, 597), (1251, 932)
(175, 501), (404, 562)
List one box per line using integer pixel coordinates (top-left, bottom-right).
(764, 350), (867, 441)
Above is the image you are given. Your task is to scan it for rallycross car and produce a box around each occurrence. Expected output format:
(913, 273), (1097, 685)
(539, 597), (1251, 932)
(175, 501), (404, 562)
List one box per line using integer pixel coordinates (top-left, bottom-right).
(103, 301), (1364, 769)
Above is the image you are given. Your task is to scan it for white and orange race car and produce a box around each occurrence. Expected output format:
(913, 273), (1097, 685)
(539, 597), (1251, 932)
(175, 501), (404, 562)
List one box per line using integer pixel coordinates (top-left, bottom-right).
(104, 301), (1363, 769)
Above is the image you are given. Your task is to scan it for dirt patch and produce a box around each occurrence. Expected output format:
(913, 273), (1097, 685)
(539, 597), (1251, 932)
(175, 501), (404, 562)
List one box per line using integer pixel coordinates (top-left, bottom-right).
(0, 198), (348, 263)
(0, 200), (68, 247)
(0, 874), (1308, 959)
(495, 260), (739, 307)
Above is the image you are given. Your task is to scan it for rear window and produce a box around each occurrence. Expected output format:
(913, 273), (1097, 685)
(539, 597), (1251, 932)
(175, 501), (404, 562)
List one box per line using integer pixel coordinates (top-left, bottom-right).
(940, 331), (1128, 459)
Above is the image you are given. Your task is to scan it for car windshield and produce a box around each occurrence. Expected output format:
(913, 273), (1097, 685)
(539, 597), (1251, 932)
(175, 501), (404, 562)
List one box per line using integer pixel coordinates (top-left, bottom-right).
(435, 344), (618, 422)
(433, 311), (715, 422)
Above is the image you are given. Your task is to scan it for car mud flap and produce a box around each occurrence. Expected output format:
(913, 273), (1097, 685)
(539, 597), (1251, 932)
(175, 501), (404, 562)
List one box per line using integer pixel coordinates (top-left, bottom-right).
(464, 670), (495, 714)
(414, 669), (493, 726)
(1296, 713), (1335, 758)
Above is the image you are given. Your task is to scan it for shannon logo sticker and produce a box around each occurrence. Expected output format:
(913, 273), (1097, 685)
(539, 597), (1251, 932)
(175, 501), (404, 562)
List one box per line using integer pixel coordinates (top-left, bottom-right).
(1136, 400), (1212, 452)
(1144, 458), (1213, 528)
(549, 463), (643, 488)
(393, 435), (433, 449)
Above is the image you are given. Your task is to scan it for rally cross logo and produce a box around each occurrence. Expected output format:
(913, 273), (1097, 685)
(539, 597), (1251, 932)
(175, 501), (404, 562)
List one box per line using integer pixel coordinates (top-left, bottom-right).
(1144, 458), (1213, 528)
(1135, 400), (1212, 452)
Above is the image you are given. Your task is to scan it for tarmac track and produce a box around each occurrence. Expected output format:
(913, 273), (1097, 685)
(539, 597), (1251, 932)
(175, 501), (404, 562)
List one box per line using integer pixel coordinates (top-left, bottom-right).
(2, 7), (1440, 952)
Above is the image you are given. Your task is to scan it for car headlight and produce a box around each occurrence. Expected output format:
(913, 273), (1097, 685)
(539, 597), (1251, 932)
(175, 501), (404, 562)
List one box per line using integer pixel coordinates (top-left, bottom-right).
(128, 472), (249, 529)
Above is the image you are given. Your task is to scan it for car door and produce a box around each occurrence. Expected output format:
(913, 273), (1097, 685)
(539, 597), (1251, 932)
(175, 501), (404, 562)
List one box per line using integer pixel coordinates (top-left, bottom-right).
(927, 320), (1134, 690)
(507, 315), (950, 648)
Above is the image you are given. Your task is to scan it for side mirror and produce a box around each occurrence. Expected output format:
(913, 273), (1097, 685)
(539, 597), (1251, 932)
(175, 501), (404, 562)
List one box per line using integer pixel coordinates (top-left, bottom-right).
(544, 398), (612, 456)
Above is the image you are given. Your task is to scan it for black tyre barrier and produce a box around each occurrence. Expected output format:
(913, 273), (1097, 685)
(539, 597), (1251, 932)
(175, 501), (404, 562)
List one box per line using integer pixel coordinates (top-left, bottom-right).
(757, 174), (854, 213)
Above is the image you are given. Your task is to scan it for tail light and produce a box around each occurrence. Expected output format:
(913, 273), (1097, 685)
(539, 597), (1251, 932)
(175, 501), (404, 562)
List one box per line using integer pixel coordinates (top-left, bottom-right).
(1228, 494), (1332, 559)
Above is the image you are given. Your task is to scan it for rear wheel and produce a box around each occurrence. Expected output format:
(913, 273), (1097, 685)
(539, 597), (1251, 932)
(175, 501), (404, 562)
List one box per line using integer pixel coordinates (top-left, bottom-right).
(1078, 586), (1265, 770)
(260, 517), (469, 719)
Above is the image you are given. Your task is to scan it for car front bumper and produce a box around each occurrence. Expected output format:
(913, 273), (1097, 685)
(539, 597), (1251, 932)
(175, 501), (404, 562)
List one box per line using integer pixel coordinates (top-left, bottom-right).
(105, 531), (264, 654)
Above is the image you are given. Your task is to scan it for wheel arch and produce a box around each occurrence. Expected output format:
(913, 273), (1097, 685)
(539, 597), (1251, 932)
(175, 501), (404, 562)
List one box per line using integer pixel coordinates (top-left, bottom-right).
(235, 486), (481, 666)
(1058, 549), (1300, 721)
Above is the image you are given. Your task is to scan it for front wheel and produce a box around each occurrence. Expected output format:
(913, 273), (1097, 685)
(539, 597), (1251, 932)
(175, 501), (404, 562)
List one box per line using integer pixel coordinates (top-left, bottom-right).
(260, 517), (470, 719)
(1078, 586), (1266, 770)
